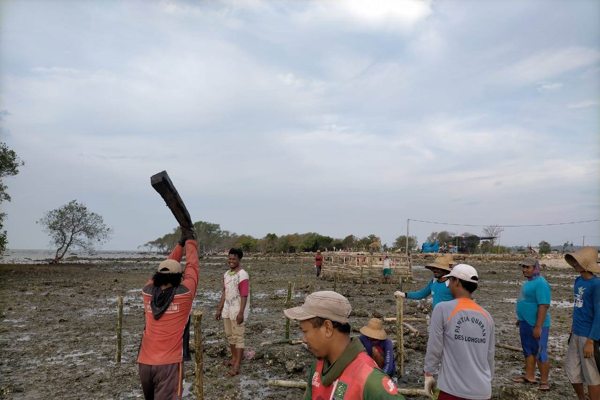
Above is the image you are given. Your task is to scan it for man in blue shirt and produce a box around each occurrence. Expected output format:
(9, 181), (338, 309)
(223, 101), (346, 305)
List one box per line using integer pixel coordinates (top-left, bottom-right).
(564, 246), (600, 400)
(512, 257), (551, 391)
(395, 254), (454, 309)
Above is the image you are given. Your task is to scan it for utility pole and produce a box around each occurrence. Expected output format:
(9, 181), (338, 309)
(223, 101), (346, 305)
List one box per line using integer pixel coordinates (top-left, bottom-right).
(406, 219), (410, 256)
(583, 236), (585, 246)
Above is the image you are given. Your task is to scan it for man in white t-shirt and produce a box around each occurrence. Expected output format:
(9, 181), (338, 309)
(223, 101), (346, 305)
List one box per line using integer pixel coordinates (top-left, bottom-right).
(216, 248), (250, 376)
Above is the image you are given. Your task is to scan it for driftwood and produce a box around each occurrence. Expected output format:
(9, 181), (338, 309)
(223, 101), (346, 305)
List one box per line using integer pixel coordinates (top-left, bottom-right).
(403, 322), (419, 336)
(497, 343), (522, 352)
(266, 380), (431, 397)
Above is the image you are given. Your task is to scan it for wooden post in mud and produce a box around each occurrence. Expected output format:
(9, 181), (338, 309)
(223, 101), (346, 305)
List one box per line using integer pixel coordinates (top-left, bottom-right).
(285, 281), (293, 340)
(193, 311), (204, 400)
(360, 265), (364, 288)
(299, 266), (304, 289)
(396, 280), (404, 376)
(115, 295), (123, 363)
(333, 271), (338, 292)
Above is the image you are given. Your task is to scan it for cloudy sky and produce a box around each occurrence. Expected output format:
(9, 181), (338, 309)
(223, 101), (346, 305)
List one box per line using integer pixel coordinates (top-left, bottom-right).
(1, 0), (599, 251)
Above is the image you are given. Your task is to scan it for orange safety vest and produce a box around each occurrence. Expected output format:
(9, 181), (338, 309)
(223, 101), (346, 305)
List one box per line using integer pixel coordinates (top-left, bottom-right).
(311, 352), (394, 399)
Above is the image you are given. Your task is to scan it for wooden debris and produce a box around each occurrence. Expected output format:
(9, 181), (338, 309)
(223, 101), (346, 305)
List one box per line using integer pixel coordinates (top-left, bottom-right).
(497, 343), (521, 352)
(115, 295), (123, 363)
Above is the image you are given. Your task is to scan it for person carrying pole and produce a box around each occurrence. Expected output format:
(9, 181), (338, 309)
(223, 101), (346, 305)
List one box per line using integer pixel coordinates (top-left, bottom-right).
(137, 227), (199, 400)
(395, 254), (455, 309)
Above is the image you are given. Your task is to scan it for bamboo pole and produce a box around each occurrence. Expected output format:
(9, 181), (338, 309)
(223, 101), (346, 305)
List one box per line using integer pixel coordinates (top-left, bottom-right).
(396, 282), (404, 376)
(403, 322), (419, 336)
(285, 281), (293, 340)
(260, 338), (303, 346)
(266, 380), (430, 397)
(384, 317), (427, 322)
(115, 295), (123, 363)
(193, 311), (204, 400)
(333, 272), (338, 292)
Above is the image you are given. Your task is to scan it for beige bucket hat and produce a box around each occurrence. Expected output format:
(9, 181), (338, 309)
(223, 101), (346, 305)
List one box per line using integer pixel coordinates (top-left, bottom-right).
(359, 318), (387, 340)
(565, 247), (600, 274)
(425, 254), (455, 272)
(283, 291), (352, 323)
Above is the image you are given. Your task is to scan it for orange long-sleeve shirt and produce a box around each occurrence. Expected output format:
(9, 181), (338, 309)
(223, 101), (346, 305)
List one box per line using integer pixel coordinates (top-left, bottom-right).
(138, 240), (199, 365)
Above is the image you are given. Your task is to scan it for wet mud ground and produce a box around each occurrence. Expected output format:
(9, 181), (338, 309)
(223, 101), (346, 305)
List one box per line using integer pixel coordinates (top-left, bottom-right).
(0, 255), (579, 399)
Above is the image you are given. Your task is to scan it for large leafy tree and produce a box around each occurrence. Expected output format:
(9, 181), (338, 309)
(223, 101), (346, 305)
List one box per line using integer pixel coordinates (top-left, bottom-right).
(0, 142), (24, 254)
(393, 235), (418, 252)
(38, 200), (112, 263)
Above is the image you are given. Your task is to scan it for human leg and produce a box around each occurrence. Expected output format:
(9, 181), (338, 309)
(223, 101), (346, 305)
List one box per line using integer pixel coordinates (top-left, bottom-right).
(153, 363), (183, 400)
(537, 326), (550, 389)
(138, 363), (155, 400)
(223, 318), (236, 366)
(228, 319), (246, 376)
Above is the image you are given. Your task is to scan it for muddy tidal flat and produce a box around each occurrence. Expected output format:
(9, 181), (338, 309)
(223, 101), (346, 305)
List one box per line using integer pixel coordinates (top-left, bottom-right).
(0, 252), (579, 399)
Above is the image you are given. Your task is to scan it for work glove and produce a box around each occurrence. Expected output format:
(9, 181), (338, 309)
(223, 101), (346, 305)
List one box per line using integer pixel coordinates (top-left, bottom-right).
(394, 291), (406, 298)
(424, 375), (436, 396)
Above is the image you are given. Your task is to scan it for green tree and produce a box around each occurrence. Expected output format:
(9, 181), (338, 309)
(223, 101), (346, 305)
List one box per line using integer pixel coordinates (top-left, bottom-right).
(235, 235), (258, 253)
(261, 233), (278, 253)
(38, 200), (112, 263)
(539, 240), (551, 255)
(341, 235), (357, 250)
(393, 235), (418, 252)
(0, 142), (24, 254)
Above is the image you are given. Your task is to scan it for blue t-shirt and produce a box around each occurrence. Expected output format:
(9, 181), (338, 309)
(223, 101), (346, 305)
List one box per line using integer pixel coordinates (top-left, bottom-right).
(407, 278), (454, 308)
(572, 276), (600, 340)
(516, 276), (551, 327)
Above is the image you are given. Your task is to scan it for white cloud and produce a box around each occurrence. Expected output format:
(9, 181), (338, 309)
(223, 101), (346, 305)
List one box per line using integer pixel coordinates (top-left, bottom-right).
(497, 46), (600, 85)
(537, 82), (563, 92)
(294, 0), (432, 32)
(567, 100), (598, 109)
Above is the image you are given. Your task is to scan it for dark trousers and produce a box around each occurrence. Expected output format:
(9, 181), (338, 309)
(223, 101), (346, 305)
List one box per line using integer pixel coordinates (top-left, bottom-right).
(139, 362), (183, 400)
(316, 266), (322, 277)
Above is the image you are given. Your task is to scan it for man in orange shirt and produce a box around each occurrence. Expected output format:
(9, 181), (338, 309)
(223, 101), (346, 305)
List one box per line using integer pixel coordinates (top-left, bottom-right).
(138, 228), (199, 400)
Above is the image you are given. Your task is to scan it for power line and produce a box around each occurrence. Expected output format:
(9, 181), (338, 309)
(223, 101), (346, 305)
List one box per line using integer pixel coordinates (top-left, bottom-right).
(408, 218), (599, 228)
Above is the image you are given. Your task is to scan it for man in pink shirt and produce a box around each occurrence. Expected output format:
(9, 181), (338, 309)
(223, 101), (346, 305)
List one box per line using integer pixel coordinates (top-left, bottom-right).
(215, 248), (250, 376)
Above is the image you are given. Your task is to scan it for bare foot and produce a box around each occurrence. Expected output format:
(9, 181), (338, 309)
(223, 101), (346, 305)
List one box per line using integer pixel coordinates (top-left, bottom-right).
(222, 359), (233, 367)
(227, 366), (240, 377)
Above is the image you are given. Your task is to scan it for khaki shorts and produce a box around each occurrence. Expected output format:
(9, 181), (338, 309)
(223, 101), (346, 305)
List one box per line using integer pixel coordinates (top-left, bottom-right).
(224, 318), (245, 348)
(565, 334), (600, 385)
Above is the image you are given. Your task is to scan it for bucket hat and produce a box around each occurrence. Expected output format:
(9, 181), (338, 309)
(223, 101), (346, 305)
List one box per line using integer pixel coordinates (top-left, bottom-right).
(425, 254), (455, 272)
(359, 318), (387, 340)
(565, 247), (600, 274)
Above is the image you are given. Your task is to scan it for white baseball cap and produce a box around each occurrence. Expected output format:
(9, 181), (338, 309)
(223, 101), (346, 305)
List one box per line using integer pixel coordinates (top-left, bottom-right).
(443, 263), (479, 283)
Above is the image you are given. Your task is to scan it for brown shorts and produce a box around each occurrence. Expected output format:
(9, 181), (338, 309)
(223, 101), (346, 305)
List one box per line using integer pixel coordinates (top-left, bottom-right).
(139, 362), (183, 400)
(224, 318), (245, 348)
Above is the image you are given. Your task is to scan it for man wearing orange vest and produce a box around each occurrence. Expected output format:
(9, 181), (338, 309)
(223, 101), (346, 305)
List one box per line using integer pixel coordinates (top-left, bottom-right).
(138, 228), (199, 400)
(284, 291), (405, 399)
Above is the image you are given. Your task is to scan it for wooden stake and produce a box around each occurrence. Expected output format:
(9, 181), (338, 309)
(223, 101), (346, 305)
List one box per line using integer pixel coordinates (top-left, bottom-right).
(333, 272), (338, 292)
(396, 288), (404, 376)
(285, 281), (293, 340)
(193, 311), (204, 400)
(115, 295), (123, 363)
(260, 338), (303, 346)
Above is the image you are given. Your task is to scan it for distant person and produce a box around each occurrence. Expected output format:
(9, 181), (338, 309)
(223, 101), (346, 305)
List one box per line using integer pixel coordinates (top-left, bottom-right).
(359, 318), (396, 377)
(215, 248), (250, 376)
(315, 250), (323, 277)
(564, 247), (600, 400)
(138, 228), (198, 400)
(284, 291), (405, 399)
(512, 257), (551, 391)
(382, 255), (392, 283)
(395, 254), (454, 309)
(423, 264), (495, 399)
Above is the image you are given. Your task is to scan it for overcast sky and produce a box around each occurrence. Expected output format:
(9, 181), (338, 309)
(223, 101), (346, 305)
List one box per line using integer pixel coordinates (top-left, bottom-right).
(1, 0), (599, 251)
